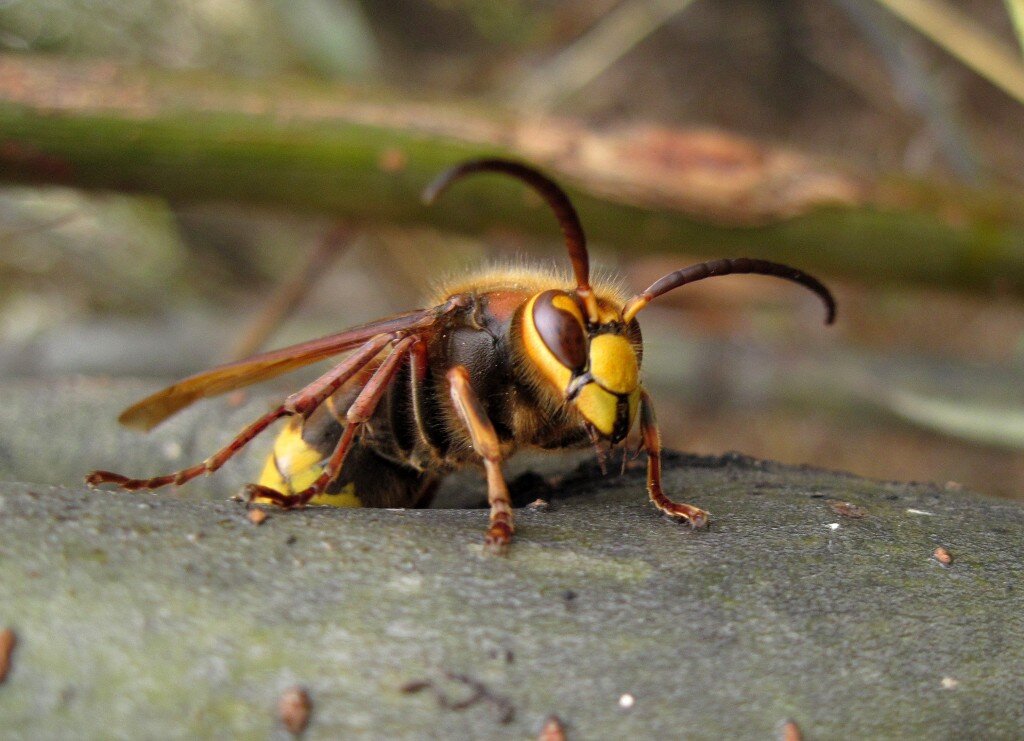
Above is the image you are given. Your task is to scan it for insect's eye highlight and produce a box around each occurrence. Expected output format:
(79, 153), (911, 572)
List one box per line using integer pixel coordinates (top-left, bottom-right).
(532, 290), (587, 371)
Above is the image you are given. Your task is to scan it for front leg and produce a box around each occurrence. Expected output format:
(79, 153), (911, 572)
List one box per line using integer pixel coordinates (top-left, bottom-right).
(447, 366), (514, 555)
(639, 388), (709, 528)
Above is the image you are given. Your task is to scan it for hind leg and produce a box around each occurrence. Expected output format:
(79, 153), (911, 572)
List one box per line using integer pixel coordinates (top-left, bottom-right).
(253, 410), (434, 509)
(87, 332), (394, 492)
(245, 337), (415, 508)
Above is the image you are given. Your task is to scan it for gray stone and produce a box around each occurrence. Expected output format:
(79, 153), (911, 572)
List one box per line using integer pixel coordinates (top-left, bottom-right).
(1, 379), (1023, 738)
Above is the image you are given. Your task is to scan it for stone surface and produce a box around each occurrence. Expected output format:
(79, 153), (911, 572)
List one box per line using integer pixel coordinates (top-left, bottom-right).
(1, 379), (1023, 738)
(0, 378), (280, 501)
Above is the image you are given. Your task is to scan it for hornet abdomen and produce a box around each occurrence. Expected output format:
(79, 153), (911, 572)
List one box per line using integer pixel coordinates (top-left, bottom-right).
(254, 382), (437, 508)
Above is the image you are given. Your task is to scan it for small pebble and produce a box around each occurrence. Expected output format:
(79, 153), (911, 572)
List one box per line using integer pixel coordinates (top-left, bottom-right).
(618, 693), (634, 709)
(0, 628), (15, 683)
(828, 500), (866, 518)
(941, 676), (959, 689)
(780, 719), (802, 741)
(537, 714), (566, 741)
(161, 441), (182, 460)
(248, 508), (268, 526)
(933, 547), (953, 565)
(278, 685), (312, 735)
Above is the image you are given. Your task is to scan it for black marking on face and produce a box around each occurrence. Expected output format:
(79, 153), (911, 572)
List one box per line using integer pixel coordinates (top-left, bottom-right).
(565, 371), (593, 401)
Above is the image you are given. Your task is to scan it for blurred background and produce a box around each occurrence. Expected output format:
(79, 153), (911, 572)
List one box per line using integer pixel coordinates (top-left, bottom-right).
(0, 0), (1022, 499)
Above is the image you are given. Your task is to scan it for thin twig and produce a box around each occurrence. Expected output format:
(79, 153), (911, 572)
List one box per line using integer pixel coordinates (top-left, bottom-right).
(1004, 0), (1024, 57)
(872, 0), (1024, 105)
(224, 224), (352, 362)
(833, 0), (982, 181)
(0, 211), (80, 243)
(513, 0), (698, 110)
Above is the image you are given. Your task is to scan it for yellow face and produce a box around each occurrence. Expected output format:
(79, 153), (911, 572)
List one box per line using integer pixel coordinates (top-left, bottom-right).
(521, 290), (642, 442)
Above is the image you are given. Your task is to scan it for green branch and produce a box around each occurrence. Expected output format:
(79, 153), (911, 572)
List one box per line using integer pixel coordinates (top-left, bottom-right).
(2, 55), (1024, 294)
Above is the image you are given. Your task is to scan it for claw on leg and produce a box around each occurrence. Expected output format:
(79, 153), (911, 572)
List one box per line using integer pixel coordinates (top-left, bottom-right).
(654, 499), (709, 529)
(246, 339), (414, 509)
(640, 388), (711, 529)
(482, 458), (513, 555)
(243, 483), (304, 509)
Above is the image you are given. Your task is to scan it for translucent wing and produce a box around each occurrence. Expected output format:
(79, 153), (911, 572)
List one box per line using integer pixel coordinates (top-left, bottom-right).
(119, 307), (446, 431)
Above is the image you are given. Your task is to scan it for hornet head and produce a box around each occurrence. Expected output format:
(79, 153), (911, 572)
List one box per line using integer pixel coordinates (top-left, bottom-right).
(424, 158), (836, 444)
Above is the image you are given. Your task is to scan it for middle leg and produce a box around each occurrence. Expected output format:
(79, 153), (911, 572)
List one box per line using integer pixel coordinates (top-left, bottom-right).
(447, 366), (514, 555)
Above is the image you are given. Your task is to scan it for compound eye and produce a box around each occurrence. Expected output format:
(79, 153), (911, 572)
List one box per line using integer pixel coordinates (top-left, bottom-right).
(532, 290), (587, 371)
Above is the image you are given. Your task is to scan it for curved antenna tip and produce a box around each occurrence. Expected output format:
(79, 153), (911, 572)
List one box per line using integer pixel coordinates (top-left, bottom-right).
(624, 257), (838, 329)
(822, 296), (837, 325)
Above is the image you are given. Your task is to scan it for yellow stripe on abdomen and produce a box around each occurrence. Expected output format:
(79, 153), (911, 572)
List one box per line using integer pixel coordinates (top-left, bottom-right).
(254, 417), (362, 507)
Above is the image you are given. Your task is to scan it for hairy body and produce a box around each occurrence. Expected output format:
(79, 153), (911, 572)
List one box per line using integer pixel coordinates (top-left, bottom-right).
(256, 268), (635, 509)
(88, 158), (834, 552)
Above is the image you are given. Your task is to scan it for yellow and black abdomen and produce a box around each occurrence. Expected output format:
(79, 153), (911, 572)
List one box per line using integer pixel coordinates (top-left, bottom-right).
(256, 414), (362, 506)
(254, 385), (437, 508)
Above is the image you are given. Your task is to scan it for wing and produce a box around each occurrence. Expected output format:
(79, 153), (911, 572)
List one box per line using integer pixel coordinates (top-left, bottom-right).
(119, 306), (447, 431)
